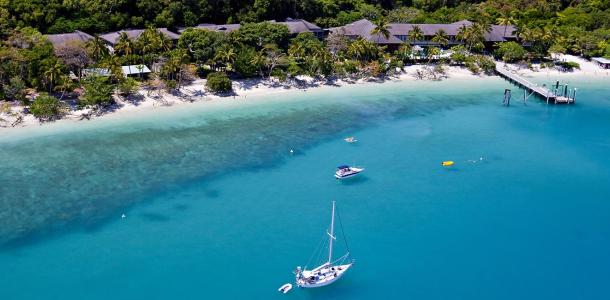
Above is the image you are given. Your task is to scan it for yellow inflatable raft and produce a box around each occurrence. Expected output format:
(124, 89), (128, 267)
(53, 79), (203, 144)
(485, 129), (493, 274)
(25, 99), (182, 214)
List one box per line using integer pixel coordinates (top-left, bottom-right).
(442, 161), (454, 167)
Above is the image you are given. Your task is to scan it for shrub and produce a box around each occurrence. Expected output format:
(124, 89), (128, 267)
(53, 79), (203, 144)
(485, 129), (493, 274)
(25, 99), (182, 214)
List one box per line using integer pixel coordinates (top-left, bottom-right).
(205, 72), (232, 93)
(30, 93), (64, 121)
(495, 41), (526, 63)
(117, 77), (138, 97)
(80, 76), (115, 108)
(475, 55), (496, 75)
(556, 61), (580, 71)
(234, 47), (259, 77)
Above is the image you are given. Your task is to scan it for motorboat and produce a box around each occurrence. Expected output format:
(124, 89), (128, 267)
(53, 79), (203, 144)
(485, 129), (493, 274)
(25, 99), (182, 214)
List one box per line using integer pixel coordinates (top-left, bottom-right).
(344, 137), (357, 143)
(335, 165), (364, 179)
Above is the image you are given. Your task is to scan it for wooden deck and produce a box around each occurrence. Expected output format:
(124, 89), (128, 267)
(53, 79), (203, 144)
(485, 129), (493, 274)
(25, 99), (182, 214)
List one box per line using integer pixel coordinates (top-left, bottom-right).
(495, 65), (575, 104)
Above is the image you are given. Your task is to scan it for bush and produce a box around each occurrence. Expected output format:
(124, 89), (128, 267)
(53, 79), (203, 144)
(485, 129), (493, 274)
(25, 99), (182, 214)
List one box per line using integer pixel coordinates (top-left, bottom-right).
(205, 72), (232, 93)
(80, 76), (115, 108)
(30, 93), (64, 121)
(117, 77), (138, 97)
(556, 61), (580, 71)
(475, 55), (496, 75)
(234, 46), (260, 77)
(495, 41), (526, 63)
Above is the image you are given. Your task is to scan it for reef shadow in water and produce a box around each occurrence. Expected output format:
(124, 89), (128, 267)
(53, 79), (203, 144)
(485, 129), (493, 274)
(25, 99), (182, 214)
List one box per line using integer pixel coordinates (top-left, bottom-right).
(0, 90), (486, 251)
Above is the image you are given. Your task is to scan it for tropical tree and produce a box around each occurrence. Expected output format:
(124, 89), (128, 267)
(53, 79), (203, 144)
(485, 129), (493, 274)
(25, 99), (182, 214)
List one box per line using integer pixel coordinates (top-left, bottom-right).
(427, 46), (441, 64)
(214, 44), (237, 71)
(86, 36), (109, 63)
(114, 32), (135, 57)
(43, 60), (63, 93)
(431, 29), (448, 47)
(370, 18), (391, 44)
(497, 15), (517, 38)
(395, 43), (413, 62)
(408, 25), (424, 43)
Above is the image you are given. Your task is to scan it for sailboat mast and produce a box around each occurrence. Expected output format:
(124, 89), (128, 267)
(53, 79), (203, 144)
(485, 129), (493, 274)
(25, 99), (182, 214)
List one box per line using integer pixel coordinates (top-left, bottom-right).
(328, 201), (336, 264)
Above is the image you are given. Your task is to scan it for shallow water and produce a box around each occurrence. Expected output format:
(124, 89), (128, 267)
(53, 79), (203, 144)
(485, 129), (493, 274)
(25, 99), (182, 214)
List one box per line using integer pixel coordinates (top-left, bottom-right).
(1, 77), (609, 299)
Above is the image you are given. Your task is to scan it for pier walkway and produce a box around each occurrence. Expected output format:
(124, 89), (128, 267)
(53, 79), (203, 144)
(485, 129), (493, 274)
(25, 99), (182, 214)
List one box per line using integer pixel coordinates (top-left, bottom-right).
(495, 65), (575, 104)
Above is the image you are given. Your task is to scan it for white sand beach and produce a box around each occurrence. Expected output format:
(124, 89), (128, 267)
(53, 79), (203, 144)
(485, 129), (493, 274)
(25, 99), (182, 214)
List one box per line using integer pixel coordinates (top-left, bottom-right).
(1, 55), (607, 132)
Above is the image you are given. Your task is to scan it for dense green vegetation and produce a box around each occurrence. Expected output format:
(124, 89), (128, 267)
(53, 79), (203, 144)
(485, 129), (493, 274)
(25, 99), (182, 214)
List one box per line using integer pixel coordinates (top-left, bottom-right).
(1, 0), (609, 122)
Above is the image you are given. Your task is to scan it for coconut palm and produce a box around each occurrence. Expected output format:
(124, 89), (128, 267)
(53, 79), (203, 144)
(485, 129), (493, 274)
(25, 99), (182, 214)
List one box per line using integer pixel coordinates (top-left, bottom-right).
(496, 15), (516, 38)
(102, 54), (124, 81)
(86, 36), (109, 63)
(431, 29), (449, 47)
(395, 43), (412, 62)
(214, 45), (237, 71)
(43, 61), (63, 93)
(408, 25), (424, 42)
(427, 46), (441, 64)
(370, 18), (391, 44)
(114, 32), (135, 57)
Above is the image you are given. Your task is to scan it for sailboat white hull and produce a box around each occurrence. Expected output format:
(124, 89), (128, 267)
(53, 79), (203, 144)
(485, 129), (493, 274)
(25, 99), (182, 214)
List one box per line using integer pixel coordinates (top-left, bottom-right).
(296, 263), (353, 288)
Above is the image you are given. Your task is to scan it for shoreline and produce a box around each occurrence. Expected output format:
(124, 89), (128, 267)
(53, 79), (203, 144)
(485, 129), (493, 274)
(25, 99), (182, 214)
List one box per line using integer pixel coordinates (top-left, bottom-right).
(1, 58), (608, 135)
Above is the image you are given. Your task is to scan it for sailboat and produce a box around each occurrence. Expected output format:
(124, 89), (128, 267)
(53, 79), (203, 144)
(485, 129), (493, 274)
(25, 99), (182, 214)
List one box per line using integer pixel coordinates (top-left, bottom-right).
(294, 201), (354, 288)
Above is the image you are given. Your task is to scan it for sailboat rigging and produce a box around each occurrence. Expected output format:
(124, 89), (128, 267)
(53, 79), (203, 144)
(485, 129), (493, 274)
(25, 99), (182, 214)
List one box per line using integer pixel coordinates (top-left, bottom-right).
(294, 201), (354, 288)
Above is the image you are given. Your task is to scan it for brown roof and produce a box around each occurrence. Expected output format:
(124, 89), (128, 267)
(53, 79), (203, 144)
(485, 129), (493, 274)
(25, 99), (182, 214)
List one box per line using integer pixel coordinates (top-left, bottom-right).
(99, 28), (180, 45)
(45, 30), (94, 48)
(180, 18), (323, 35)
(332, 19), (516, 43)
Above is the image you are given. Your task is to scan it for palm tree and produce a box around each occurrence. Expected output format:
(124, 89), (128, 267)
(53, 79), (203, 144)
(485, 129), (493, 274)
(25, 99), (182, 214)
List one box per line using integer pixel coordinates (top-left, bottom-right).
(431, 29), (449, 47)
(370, 18), (391, 44)
(102, 54), (124, 81)
(114, 32), (134, 57)
(87, 36), (109, 63)
(497, 15), (516, 38)
(408, 25), (424, 43)
(427, 46), (441, 64)
(395, 43), (413, 62)
(214, 45), (237, 71)
(250, 52), (266, 77)
(43, 61), (63, 93)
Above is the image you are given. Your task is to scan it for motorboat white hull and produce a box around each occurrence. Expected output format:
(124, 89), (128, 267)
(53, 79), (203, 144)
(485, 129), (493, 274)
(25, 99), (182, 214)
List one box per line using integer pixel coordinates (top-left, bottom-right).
(335, 167), (364, 179)
(296, 263), (353, 288)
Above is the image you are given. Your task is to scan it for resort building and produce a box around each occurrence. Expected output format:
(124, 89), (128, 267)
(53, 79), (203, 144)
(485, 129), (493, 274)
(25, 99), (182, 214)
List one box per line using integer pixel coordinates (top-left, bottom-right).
(45, 30), (94, 49)
(329, 19), (516, 49)
(99, 28), (180, 47)
(592, 57), (610, 69)
(180, 18), (324, 38)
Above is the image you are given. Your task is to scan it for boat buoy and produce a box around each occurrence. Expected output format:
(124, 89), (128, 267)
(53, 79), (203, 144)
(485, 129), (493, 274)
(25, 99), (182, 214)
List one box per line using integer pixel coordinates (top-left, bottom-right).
(442, 161), (454, 167)
(278, 283), (293, 294)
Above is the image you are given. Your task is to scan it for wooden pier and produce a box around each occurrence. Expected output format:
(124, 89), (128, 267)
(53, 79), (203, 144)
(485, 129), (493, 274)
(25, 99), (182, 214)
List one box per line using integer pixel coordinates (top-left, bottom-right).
(495, 65), (575, 104)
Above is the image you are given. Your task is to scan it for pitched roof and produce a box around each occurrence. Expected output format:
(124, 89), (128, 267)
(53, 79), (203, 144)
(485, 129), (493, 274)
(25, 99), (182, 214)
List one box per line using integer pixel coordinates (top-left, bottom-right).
(275, 18), (323, 34)
(99, 28), (179, 45)
(45, 30), (94, 48)
(181, 23), (242, 33)
(329, 19), (402, 44)
(332, 19), (517, 43)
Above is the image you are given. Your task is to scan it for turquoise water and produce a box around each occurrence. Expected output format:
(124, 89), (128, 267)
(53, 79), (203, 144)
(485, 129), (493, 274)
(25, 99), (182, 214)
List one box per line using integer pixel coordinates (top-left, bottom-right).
(1, 77), (609, 299)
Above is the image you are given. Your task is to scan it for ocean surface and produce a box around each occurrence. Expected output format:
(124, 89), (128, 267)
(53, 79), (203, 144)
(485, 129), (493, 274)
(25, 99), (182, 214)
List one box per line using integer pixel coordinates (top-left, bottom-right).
(1, 76), (609, 299)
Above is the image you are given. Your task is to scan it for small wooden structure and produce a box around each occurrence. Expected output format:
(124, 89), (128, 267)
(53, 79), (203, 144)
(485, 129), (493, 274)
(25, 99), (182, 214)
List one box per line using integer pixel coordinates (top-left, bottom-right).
(495, 65), (575, 104)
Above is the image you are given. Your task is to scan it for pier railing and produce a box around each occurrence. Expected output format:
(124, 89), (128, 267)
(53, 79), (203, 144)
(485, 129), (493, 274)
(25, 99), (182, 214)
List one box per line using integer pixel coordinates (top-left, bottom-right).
(495, 64), (575, 104)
